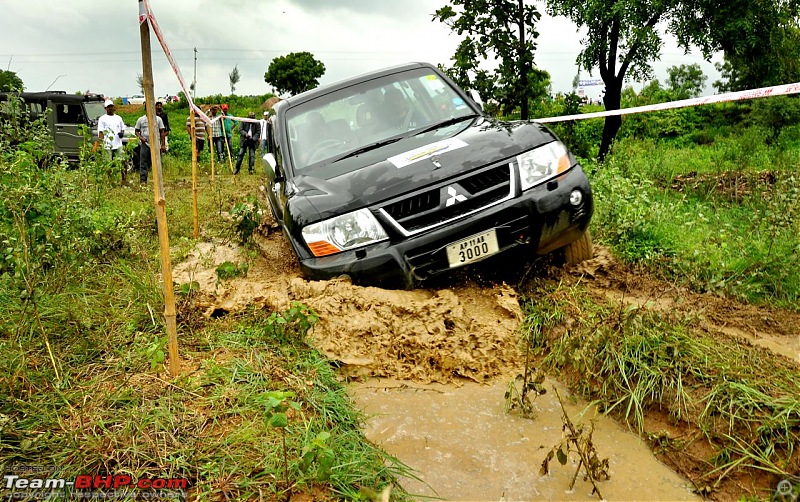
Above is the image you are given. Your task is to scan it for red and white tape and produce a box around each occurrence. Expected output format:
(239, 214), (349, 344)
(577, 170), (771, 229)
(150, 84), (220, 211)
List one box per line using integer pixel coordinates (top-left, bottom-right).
(534, 82), (800, 123)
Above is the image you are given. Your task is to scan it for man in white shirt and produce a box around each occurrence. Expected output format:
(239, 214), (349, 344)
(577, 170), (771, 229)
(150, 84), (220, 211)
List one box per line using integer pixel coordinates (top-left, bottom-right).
(96, 99), (127, 183)
(97, 100), (126, 155)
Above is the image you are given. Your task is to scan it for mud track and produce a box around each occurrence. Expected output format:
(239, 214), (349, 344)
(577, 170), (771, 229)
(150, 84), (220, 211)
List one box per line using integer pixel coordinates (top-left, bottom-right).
(173, 229), (799, 500)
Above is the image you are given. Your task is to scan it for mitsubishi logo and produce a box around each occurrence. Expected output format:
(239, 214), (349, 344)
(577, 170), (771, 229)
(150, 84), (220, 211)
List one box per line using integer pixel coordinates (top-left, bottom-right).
(444, 186), (467, 207)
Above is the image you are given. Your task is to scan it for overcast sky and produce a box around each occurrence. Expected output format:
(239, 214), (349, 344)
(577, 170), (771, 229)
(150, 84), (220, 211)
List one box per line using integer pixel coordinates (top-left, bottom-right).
(0, 0), (722, 101)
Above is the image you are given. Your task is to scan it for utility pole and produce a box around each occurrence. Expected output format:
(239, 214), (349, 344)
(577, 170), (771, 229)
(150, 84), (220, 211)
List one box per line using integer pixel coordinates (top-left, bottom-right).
(192, 47), (197, 99)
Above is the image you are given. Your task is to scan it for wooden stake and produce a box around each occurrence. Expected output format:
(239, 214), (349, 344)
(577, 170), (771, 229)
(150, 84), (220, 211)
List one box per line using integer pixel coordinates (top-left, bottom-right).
(139, 0), (180, 376)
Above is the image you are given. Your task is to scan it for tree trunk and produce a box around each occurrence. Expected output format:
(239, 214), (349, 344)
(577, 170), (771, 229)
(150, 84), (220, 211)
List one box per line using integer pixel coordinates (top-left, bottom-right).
(518, 0), (529, 121)
(598, 80), (622, 162)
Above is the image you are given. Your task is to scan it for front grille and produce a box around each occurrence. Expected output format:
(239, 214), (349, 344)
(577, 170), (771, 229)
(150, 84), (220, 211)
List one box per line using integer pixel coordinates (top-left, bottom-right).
(383, 191), (439, 221)
(380, 163), (513, 235)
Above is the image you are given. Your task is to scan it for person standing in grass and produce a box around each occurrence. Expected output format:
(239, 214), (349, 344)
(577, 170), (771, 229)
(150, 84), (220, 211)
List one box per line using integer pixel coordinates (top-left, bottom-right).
(221, 103), (234, 158)
(234, 111), (261, 175)
(96, 99), (128, 184)
(185, 110), (207, 157)
(155, 101), (171, 152)
(135, 106), (166, 184)
(209, 105), (226, 162)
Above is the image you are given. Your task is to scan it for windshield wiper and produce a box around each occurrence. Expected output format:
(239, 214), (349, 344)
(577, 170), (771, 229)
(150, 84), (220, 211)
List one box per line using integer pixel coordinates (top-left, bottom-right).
(328, 136), (404, 163)
(411, 114), (478, 137)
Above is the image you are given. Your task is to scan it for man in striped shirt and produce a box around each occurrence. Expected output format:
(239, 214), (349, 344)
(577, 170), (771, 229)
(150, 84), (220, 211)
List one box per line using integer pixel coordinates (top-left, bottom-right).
(209, 105), (226, 162)
(185, 111), (208, 156)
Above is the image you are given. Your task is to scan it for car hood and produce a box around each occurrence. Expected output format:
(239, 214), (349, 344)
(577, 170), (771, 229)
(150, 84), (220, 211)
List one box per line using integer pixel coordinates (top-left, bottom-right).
(293, 117), (557, 220)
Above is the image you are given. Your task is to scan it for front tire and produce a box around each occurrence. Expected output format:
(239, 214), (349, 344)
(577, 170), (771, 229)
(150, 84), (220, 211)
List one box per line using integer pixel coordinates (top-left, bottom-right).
(563, 228), (593, 265)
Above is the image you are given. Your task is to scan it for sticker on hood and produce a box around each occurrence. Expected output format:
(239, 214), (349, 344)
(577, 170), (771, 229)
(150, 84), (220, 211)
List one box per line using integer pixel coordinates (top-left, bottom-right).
(388, 138), (468, 168)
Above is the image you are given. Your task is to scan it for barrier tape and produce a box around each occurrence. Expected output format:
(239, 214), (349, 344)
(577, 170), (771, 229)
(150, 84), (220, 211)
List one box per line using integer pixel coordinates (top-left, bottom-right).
(534, 81), (800, 123)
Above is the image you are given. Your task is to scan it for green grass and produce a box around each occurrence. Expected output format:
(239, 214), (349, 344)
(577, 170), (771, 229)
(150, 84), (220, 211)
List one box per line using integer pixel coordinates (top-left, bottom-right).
(0, 145), (412, 500)
(589, 131), (800, 309)
(519, 278), (800, 490)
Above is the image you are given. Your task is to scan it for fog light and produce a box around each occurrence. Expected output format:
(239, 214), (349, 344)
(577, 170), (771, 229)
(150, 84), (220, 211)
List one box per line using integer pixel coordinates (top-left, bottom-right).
(569, 189), (583, 206)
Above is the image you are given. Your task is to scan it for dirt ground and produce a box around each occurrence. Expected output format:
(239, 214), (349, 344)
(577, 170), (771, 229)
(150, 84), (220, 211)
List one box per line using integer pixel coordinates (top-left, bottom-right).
(172, 229), (799, 501)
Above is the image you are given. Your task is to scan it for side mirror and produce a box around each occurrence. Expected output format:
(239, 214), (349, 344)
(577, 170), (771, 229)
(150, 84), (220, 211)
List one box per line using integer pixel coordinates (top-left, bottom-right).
(468, 89), (483, 111)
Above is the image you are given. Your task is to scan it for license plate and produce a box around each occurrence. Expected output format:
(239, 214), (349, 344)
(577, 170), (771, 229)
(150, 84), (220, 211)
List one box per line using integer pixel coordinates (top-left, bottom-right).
(446, 229), (500, 268)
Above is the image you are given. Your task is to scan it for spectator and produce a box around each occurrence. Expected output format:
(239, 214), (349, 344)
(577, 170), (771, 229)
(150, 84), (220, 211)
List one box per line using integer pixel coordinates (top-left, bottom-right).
(221, 104), (233, 158)
(155, 101), (171, 152)
(185, 110), (207, 156)
(134, 106), (166, 184)
(208, 105), (226, 162)
(234, 111), (261, 175)
(96, 99), (127, 182)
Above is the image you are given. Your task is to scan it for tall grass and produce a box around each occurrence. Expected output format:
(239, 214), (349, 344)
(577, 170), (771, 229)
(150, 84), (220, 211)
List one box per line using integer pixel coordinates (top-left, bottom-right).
(589, 130), (800, 309)
(0, 139), (412, 499)
(520, 279), (800, 485)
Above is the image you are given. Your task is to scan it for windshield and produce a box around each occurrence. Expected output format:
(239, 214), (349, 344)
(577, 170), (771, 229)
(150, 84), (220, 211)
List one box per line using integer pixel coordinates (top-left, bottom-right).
(285, 67), (476, 174)
(84, 102), (106, 124)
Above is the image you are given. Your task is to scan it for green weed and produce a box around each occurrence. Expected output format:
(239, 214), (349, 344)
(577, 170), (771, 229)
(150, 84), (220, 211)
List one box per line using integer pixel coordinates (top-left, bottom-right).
(520, 279), (800, 489)
(591, 137), (800, 309)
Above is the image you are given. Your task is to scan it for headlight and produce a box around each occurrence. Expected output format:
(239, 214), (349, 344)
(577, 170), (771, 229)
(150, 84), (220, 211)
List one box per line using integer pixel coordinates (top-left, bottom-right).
(302, 208), (389, 257)
(517, 141), (572, 191)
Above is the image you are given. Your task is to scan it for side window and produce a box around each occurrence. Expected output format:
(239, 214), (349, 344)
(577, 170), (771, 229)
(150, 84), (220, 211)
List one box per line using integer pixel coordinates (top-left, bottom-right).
(29, 102), (43, 118)
(55, 103), (84, 124)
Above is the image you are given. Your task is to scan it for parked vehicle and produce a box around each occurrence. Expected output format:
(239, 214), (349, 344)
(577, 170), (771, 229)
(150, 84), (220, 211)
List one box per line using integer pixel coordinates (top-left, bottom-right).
(262, 62), (593, 288)
(0, 91), (136, 163)
(127, 94), (146, 105)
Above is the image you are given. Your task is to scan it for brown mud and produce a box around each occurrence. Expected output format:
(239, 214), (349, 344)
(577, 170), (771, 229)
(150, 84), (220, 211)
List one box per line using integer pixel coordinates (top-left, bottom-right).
(173, 230), (798, 501)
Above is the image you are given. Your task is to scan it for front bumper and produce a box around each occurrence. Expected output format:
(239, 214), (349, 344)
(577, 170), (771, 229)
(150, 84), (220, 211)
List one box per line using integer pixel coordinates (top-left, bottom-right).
(298, 165), (592, 288)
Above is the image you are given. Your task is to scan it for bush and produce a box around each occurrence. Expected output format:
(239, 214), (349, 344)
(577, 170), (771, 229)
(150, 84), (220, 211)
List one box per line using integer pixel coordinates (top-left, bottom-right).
(747, 95), (800, 144)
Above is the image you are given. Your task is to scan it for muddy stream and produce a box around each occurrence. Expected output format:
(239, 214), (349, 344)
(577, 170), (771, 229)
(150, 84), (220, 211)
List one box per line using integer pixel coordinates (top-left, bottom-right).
(173, 233), (796, 500)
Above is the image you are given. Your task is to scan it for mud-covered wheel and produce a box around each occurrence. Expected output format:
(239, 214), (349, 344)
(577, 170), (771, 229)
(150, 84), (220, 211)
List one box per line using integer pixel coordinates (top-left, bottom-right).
(563, 228), (593, 266)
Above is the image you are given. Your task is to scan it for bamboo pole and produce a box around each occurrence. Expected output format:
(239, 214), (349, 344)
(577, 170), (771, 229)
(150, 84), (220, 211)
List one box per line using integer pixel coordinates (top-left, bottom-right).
(190, 109), (199, 239)
(139, 0), (180, 376)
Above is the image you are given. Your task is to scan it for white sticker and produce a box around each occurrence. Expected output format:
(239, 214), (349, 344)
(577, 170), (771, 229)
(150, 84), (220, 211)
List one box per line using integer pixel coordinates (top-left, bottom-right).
(388, 138), (469, 168)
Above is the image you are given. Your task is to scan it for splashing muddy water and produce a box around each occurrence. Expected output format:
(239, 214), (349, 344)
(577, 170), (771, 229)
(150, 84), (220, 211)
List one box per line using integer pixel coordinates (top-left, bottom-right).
(173, 236), (700, 500)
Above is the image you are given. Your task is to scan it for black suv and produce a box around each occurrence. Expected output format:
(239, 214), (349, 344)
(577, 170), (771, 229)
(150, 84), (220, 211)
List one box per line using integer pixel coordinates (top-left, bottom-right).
(0, 91), (132, 162)
(263, 62), (593, 288)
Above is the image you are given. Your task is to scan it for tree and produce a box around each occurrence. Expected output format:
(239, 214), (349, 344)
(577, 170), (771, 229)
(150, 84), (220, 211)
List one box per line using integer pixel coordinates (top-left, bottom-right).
(136, 73), (144, 94)
(685, 0), (800, 92)
(0, 70), (24, 92)
(264, 52), (325, 97)
(545, 0), (800, 160)
(666, 64), (706, 100)
(434, 0), (542, 120)
(712, 24), (800, 93)
(229, 65), (240, 94)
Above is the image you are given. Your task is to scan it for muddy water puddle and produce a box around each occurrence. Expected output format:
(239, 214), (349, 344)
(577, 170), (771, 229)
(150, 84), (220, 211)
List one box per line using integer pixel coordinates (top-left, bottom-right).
(351, 377), (699, 501)
(175, 238), (701, 500)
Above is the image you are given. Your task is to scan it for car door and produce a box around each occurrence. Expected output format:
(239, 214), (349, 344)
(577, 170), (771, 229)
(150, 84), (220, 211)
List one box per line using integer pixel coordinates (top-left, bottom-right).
(52, 101), (86, 158)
